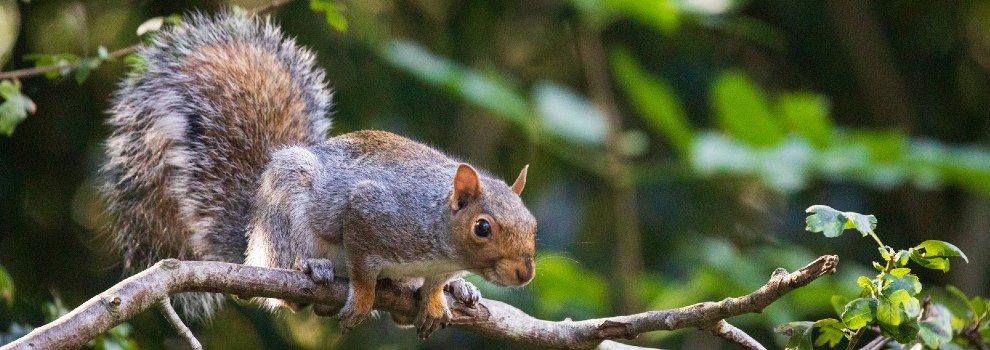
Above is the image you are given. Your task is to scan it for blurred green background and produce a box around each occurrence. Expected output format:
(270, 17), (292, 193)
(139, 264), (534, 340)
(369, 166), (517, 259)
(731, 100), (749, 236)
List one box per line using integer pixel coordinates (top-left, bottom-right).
(1, 0), (989, 348)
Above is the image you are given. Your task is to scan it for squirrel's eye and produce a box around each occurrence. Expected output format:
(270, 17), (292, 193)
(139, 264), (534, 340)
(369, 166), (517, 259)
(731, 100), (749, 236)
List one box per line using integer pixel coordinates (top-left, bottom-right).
(473, 219), (492, 238)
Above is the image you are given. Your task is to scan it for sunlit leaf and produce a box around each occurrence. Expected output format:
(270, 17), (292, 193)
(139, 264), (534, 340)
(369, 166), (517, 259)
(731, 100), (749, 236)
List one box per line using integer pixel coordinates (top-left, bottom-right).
(883, 273), (922, 296)
(842, 212), (877, 237)
(381, 40), (530, 124)
(611, 48), (693, 153)
(777, 92), (832, 147)
(0, 79), (36, 136)
(310, 0), (347, 32)
(841, 298), (877, 330)
(22, 53), (78, 79)
(534, 82), (606, 146)
(775, 321), (814, 350)
(813, 318), (845, 348)
(530, 254), (608, 318)
(135, 17), (165, 36)
(710, 70), (784, 147)
(0, 264), (13, 306)
(605, 0), (680, 33)
(910, 250), (951, 272)
(804, 205), (846, 238)
(915, 240), (968, 263)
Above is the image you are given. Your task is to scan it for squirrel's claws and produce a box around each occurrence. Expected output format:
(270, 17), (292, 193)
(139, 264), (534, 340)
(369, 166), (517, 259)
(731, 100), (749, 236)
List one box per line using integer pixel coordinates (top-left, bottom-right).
(413, 306), (451, 339)
(296, 258), (335, 285)
(337, 304), (369, 332)
(445, 279), (481, 307)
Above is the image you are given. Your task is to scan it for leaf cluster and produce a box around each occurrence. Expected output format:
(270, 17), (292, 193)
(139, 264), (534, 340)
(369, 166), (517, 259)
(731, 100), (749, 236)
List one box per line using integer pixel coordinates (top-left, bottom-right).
(778, 205), (982, 349)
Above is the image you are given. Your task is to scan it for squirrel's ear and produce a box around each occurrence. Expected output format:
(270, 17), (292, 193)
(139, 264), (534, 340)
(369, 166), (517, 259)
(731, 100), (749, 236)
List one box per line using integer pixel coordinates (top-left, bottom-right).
(451, 163), (481, 211)
(511, 164), (528, 195)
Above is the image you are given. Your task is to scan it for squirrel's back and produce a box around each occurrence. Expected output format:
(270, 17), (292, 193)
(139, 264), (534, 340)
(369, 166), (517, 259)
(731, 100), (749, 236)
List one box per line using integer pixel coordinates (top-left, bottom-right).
(101, 12), (332, 318)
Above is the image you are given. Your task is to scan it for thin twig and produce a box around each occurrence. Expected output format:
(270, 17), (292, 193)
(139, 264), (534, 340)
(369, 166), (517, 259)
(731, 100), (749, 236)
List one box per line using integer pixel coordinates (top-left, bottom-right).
(157, 297), (203, 350)
(857, 335), (889, 350)
(706, 320), (767, 350)
(1, 255), (837, 349)
(0, 0), (294, 81)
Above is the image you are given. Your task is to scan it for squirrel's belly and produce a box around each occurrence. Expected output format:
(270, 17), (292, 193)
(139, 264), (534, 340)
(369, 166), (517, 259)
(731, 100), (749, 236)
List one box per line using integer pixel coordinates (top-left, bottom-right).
(379, 260), (465, 279)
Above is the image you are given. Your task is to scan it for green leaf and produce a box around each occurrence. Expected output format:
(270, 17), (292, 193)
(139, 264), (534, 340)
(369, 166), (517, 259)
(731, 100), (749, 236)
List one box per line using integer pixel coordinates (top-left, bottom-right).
(610, 49), (693, 153)
(841, 298), (877, 330)
(803, 205), (878, 239)
(0, 79), (36, 136)
(831, 295), (850, 316)
(534, 82), (607, 146)
(856, 276), (876, 295)
(889, 267), (910, 278)
(883, 273), (922, 296)
(842, 212), (877, 237)
(775, 321), (814, 350)
(910, 250), (951, 272)
(915, 240), (969, 263)
(777, 92), (833, 147)
(529, 254), (608, 318)
(877, 295), (902, 326)
(135, 17), (165, 36)
(805, 205), (847, 238)
(710, 70), (785, 147)
(893, 250), (911, 266)
(74, 57), (102, 84)
(380, 41), (530, 124)
(945, 285), (973, 312)
(0, 264), (13, 307)
(22, 53), (78, 79)
(813, 318), (846, 348)
(309, 0), (348, 31)
(918, 304), (953, 348)
(879, 317), (920, 344)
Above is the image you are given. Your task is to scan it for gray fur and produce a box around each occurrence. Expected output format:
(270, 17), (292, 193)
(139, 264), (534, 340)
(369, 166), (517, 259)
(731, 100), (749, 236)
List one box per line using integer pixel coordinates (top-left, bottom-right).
(103, 13), (536, 332)
(102, 12), (331, 320)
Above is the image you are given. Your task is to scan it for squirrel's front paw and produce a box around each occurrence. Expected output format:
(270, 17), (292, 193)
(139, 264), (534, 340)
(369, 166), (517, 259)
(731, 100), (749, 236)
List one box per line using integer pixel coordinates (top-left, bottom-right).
(414, 303), (451, 339)
(336, 302), (370, 332)
(444, 278), (481, 307)
(295, 258), (335, 284)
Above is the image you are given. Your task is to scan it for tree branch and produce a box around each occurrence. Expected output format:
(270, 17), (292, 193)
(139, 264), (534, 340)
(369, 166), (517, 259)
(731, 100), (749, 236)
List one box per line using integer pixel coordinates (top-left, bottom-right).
(158, 297), (202, 350)
(2, 255), (837, 350)
(705, 320), (767, 350)
(0, 0), (294, 81)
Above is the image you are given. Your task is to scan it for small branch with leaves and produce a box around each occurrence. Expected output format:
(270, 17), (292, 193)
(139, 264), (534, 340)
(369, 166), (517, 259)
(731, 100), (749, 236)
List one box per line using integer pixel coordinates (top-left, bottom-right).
(1, 255), (838, 350)
(0, 0), (296, 136)
(776, 205), (979, 350)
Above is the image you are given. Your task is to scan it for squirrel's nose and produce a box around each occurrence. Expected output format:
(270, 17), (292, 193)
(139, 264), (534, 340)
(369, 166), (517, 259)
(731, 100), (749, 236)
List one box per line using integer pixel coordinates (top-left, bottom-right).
(515, 258), (535, 283)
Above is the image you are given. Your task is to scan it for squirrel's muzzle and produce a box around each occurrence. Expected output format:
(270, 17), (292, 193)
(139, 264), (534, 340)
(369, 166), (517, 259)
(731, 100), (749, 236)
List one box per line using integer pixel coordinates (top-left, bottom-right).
(514, 257), (535, 284)
(490, 257), (535, 287)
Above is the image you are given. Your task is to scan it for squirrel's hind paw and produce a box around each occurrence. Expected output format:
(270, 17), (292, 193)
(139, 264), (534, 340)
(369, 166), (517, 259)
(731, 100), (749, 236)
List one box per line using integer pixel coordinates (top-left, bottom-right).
(337, 303), (370, 332)
(296, 258), (335, 284)
(413, 307), (451, 339)
(445, 278), (481, 307)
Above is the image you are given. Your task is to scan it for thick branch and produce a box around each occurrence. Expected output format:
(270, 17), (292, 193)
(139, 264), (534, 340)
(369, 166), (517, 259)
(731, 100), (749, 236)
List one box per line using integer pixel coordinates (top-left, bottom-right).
(2, 255), (837, 350)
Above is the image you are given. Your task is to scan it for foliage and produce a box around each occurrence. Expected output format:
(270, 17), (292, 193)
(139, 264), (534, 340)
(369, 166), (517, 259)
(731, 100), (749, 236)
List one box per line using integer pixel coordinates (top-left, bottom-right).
(777, 205), (984, 349)
(0, 265), (137, 350)
(0, 79), (34, 136)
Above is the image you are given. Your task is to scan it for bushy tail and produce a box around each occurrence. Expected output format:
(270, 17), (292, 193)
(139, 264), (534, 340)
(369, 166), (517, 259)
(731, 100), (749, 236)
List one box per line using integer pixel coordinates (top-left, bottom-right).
(101, 12), (332, 320)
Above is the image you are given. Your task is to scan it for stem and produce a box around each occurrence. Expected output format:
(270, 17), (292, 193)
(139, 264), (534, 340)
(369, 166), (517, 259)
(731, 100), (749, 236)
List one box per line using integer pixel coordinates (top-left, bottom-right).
(868, 232), (884, 248)
(0, 0), (294, 81)
(845, 328), (864, 350)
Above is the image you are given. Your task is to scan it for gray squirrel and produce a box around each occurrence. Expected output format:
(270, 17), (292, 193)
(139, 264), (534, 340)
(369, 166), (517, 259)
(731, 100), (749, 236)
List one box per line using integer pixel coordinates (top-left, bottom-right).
(101, 12), (536, 338)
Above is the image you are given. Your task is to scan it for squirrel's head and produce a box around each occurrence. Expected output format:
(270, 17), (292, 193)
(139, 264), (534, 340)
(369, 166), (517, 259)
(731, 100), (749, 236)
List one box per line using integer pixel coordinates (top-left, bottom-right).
(449, 163), (536, 287)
